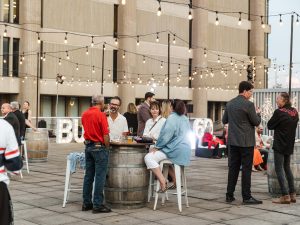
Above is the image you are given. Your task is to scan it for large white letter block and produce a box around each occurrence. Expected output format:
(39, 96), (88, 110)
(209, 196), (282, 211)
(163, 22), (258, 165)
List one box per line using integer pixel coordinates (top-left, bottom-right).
(192, 118), (213, 148)
(72, 119), (84, 143)
(56, 119), (73, 143)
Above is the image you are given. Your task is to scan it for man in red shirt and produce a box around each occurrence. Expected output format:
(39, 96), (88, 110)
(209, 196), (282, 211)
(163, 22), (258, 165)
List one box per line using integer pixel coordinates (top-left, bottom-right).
(81, 95), (111, 213)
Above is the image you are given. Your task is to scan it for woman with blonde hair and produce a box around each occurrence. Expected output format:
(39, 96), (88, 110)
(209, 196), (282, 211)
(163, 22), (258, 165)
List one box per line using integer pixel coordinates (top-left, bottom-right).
(161, 100), (172, 118)
(124, 103), (138, 135)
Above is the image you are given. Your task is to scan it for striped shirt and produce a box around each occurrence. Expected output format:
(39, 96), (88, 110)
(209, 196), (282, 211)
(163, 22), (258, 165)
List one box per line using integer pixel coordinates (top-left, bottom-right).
(0, 119), (20, 184)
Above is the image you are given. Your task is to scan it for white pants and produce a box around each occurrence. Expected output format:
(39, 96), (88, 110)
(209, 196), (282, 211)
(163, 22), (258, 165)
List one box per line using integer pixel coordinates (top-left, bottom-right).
(144, 150), (167, 169)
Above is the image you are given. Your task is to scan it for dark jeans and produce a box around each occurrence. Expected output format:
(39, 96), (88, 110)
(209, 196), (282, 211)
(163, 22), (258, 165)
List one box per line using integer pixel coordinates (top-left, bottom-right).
(227, 145), (254, 200)
(274, 151), (295, 195)
(83, 144), (109, 208)
(0, 182), (13, 225)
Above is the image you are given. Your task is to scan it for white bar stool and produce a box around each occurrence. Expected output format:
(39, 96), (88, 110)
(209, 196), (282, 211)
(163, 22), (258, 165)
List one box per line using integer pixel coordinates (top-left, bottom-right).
(148, 171), (168, 202)
(153, 159), (189, 212)
(20, 140), (30, 178)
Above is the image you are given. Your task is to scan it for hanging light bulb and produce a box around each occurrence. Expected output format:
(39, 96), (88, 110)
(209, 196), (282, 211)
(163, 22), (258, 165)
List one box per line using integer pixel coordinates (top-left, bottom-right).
(103, 42), (106, 50)
(91, 36), (94, 47)
(178, 64), (181, 72)
(122, 51), (126, 59)
(157, 1), (162, 17)
(296, 15), (299, 25)
(86, 46), (89, 55)
(261, 16), (265, 28)
(279, 14), (283, 26)
(217, 55), (220, 63)
(66, 51), (70, 60)
(143, 56), (146, 64)
(160, 61), (163, 69)
(58, 58), (61, 66)
(238, 12), (242, 26)
(64, 32), (68, 44)
(204, 48), (207, 58)
(215, 11), (219, 26)
(19, 58), (23, 65)
(3, 25), (7, 37)
(37, 32), (41, 44)
(230, 57), (233, 66)
(43, 53), (46, 61)
(108, 70), (111, 77)
(76, 63), (79, 71)
(136, 35), (140, 46)
(92, 66), (95, 73)
(156, 32), (159, 42)
(188, 48), (191, 53)
(22, 53), (25, 61)
(123, 71), (126, 79)
(173, 34), (176, 44)
(115, 37), (118, 45)
(121, 0), (126, 5)
(188, 6), (193, 20)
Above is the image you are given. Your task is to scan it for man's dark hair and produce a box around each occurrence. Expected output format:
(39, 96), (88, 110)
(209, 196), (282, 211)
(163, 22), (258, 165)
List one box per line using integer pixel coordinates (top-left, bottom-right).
(238, 81), (254, 94)
(110, 96), (122, 106)
(171, 99), (186, 116)
(145, 92), (155, 100)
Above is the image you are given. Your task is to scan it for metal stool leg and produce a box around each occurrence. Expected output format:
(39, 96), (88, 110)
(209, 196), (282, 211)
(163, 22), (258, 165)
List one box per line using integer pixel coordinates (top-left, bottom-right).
(175, 165), (182, 212)
(63, 158), (71, 208)
(22, 141), (29, 174)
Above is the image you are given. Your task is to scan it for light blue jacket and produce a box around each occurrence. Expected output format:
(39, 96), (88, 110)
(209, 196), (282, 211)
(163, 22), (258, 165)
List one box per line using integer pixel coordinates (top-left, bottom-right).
(155, 112), (192, 166)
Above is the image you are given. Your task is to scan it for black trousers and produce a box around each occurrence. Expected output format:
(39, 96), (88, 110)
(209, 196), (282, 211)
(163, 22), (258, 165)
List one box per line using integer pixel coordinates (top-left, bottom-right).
(227, 145), (254, 200)
(0, 182), (13, 225)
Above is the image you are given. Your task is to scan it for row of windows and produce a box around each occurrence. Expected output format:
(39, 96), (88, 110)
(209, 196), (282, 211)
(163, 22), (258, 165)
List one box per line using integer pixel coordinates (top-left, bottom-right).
(3, 37), (19, 77)
(3, 0), (19, 23)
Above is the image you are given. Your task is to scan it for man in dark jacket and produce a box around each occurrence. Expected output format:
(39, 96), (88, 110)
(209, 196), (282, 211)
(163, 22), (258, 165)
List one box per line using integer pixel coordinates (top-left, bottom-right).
(1, 103), (21, 146)
(268, 92), (299, 204)
(11, 101), (26, 140)
(222, 81), (262, 205)
(137, 92), (155, 136)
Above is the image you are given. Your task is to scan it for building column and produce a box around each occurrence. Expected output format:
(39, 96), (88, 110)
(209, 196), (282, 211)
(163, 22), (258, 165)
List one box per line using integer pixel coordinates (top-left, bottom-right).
(191, 0), (208, 118)
(117, 0), (137, 113)
(249, 0), (269, 89)
(19, 0), (41, 116)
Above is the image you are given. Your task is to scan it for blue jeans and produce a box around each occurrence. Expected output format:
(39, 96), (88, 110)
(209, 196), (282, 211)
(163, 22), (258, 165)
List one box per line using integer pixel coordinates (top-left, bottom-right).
(82, 144), (109, 208)
(274, 151), (295, 195)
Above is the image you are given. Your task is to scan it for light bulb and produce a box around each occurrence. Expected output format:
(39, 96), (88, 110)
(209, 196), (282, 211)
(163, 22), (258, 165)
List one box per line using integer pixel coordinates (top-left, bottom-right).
(261, 16), (265, 28)
(115, 38), (118, 45)
(279, 14), (283, 26)
(217, 55), (220, 63)
(188, 9), (192, 20)
(91, 36), (94, 47)
(66, 51), (70, 60)
(173, 34), (176, 44)
(160, 62), (163, 69)
(92, 66), (95, 73)
(121, 0), (126, 5)
(156, 33), (159, 42)
(64, 33), (68, 44)
(122, 51), (126, 59)
(296, 16), (299, 25)
(215, 12), (219, 26)
(37, 33), (41, 44)
(136, 36), (140, 46)
(76, 64), (79, 71)
(3, 25), (7, 37)
(143, 56), (146, 63)
(58, 58), (61, 66)
(204, 48), (207, 58)
(238, 12), (242, 26)
(86, 47), (89, 55)
(157, 6), (161, 16)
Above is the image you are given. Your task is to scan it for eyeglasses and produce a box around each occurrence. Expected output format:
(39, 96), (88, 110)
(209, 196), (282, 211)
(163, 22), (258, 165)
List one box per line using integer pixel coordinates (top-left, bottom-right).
(110, 103), (120, 107)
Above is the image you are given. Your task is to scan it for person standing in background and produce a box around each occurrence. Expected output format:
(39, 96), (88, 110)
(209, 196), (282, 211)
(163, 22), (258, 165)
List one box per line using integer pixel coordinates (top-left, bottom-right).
(124, 103), (138, 136)
(22, 101), (37, 132)
(268, 92), (299, 204)
(161, 100), (172, 118)
(10, 101), (26, 141)
(137, 92), (155, 136)
(222, 81), (262, 205)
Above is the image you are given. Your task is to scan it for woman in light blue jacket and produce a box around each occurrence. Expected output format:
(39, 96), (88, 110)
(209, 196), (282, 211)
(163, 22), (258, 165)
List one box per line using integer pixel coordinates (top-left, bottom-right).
(144, 100), (192, 192)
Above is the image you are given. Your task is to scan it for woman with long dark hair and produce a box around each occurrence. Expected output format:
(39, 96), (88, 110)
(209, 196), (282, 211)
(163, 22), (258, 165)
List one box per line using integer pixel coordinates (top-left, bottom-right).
(268, 92), (299, 204)
(144, 99), (191, 192)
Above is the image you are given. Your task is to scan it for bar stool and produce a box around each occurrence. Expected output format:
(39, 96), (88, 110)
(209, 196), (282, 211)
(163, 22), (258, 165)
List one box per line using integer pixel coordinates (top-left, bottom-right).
(153, 159), (189, 212)
(62, 152), (85, 208)
(148, 171), (168, 202)
(21, 140), (30, 174)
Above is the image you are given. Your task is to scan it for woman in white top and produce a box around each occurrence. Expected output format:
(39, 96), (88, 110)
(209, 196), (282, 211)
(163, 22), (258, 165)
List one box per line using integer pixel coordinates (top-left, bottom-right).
(143, 101), (166, 141)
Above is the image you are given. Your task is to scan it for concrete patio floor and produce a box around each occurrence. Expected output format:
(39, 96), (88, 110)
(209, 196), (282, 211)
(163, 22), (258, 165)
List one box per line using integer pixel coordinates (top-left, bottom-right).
(9, 143), (300, 225)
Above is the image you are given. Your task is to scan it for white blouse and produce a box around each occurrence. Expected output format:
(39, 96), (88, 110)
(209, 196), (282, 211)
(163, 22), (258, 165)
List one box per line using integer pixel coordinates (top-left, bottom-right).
(143, 116), (166, 141)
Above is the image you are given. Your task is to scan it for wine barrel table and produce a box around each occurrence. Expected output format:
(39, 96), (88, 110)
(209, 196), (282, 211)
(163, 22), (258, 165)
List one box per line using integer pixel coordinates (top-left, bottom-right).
(104, 142), (149, 209)
(267, 142), (300, 195)
(25, 128), (49, 163)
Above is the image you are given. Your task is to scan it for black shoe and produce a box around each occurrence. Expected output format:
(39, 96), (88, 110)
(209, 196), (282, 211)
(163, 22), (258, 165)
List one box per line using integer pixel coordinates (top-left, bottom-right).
(226, 194), (235, 203)
(92, 205), (112, 213)
(82, 204), (93, 211)
(243, 197), (263, 205)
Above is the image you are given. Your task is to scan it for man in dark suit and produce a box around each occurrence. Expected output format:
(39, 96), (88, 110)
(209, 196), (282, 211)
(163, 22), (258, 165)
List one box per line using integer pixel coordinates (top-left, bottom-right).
(1, 103), (21, 146)
(137, 92), (155, 136)
(222, 81), (262, 205)
(10, 101), (26, 140)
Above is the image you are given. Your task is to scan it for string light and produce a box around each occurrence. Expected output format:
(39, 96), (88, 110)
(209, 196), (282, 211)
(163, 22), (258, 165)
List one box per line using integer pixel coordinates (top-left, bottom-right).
(19, 58), (23, 65)
(156, 32), (159, 42)
(43, 53), (46, 61)
(115, 37), (118, 45)
(122, 51), (126, 59)
(64, 32), (68, 44)
(279, 14), (283, 26)
(66, 51), (70, 60)
(178, 64), (181, 72)
(215, 11), (219, 26)
(3, 25), (7, 37)
(136, 35), (140, 46)
(296, 15), (299, 25)
(160, 61), (163, 69)
(204, 48), (207, 58)
(261, 16), (265, 29)
(217, 55), (220, 63)
(157, 0), (162, 16)
(143, 56), (146, 63)
(103, 42), (106, 50)
(86, 46), (89, 55)
(238, 12), (242, 26)
(230, 57), (233, 66)
(108, 70), (111, 77)
(121, 0), (126, 5)
(58, 58), (61, 66)
(37, 32), (41, 44)
(173, 34), (176, 44)
(92, 65), (95, 73)
(123, 71), (126, 79)
(76, 63), (79, 71)
(22, 53), (25, 61)
(91, 36), (94, 47)
(188, 5), (193, 20)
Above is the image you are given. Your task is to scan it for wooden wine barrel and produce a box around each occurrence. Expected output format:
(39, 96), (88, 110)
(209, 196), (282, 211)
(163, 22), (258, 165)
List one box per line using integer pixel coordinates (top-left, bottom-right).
(104, 142), (149, 209)
(25, 128), (49, 163)
(267, 143), (300, 195)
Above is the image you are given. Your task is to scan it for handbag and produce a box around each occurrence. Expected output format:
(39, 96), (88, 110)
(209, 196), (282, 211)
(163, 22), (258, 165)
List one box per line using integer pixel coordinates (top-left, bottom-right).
(3, 154), (23, 172)
(134, 136), (154, 143)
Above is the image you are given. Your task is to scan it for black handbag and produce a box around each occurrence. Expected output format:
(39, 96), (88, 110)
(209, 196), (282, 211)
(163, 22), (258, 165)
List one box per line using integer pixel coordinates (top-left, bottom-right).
(134, 136), (154, 143)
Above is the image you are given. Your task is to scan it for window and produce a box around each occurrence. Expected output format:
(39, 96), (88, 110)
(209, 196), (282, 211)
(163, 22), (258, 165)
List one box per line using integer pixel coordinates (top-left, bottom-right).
(13, 38), (19, 77)
(3, 0), (9, 22)
(13, 0), (19, 24)
(3, 37), (9, 77)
